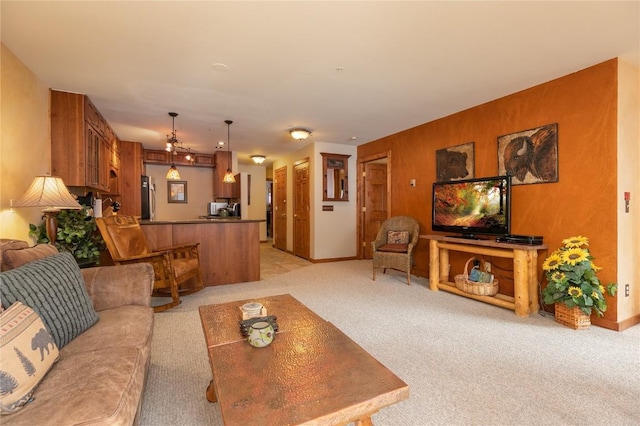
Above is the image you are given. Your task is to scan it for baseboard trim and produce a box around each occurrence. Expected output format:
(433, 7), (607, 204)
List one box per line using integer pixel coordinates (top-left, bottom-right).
(614, 313), (640, 331)
(310, 256), (358, 263)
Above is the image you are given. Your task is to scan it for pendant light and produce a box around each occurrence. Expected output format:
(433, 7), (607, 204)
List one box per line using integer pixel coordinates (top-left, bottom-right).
(222, 120), (236, 183)
(165, 112), (182, 180)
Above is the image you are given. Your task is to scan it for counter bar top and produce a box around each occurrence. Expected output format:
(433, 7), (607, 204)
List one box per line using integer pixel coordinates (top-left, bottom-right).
(141, 218), (264, 225)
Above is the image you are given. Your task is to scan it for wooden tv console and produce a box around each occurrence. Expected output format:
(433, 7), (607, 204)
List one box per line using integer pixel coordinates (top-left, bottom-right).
(421, 234), (548, 317)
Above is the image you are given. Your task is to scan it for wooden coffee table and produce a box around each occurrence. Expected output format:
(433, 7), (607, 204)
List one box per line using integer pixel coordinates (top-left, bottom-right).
(199, 294), (409, 425)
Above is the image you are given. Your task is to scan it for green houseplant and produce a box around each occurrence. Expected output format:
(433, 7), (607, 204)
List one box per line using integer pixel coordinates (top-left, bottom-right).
(29, 208), (105, 267)
(542, 235), (617, 317)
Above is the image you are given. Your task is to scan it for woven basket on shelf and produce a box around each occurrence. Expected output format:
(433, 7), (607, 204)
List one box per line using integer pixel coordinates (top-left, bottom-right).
(554, 303), (591, 330)
(454, 257), (499, 296)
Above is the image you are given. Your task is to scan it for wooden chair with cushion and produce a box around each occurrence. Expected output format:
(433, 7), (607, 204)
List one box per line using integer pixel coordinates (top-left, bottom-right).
(372, 216), (420, 285)
(96, 215), (204, 312)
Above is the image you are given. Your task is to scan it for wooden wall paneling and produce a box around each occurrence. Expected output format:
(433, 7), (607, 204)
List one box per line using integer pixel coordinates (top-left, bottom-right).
(357, 59), (619, 325)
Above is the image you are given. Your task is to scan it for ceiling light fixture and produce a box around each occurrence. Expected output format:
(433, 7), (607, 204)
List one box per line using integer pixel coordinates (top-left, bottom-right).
(165, 112), (182, 180)
(222, 120), (236, 183)
(290, 128), (311, 141)
(250, 155), (266, 165)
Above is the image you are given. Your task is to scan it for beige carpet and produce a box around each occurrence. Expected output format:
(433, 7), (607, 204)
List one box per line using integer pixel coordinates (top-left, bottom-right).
(139, 248), (640, 425)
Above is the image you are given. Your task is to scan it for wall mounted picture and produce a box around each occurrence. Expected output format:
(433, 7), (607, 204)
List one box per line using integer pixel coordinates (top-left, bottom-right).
(436, 142), (474, 182)
(167, 181), (188, 203)
(498, 123), (558, 185)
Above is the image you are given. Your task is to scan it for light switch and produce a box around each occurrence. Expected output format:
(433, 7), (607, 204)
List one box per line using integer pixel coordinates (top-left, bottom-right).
(410, 179), (416, 187)
(624, 191), (630, 213)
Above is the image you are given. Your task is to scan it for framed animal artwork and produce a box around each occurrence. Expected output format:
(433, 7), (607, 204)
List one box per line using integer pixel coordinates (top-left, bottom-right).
(436, 142), (474, 182)
(498, 123), (558, 185)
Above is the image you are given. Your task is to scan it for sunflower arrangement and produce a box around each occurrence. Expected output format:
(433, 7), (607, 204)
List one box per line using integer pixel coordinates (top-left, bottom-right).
(542, 236), (617, 317)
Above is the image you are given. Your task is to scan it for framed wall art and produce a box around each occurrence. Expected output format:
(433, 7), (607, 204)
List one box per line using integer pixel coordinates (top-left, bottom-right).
(436, 142), (474, 182)
(167, 181), (188, 203)
(498, 123), (558, 185)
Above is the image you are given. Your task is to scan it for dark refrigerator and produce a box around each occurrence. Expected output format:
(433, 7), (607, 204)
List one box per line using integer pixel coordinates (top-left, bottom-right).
(141, 175), (156, 220)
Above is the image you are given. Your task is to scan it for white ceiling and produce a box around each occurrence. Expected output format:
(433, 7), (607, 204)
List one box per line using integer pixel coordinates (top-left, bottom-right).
(2, 1), (639, 166)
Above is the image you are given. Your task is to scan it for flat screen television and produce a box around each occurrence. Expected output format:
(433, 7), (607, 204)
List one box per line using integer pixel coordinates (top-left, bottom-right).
(432, 175), (511, 238)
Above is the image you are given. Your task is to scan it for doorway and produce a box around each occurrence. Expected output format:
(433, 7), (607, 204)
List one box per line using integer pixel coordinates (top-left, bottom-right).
(266, 179), (273, 239)
(359, 152), (391, 259)
(273, 166), (287, 251)
(293, 158), (310, 260)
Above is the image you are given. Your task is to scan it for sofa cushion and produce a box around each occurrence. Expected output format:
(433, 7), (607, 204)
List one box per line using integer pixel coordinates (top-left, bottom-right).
(0, 240), (29, 272)
(378, 243), (409, 253)
(1, 346), (146, 425)
(0, 302), (59, 414)
(0, 253), (99, 348)
(1, 244), (58, 271)
(387, 230), (409, 244)
(61, 305), (153, 358)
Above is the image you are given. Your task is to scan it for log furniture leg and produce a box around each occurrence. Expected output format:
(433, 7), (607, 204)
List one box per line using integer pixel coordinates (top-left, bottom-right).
(206, 380), (217, 403)
(429, 239), (439, 291)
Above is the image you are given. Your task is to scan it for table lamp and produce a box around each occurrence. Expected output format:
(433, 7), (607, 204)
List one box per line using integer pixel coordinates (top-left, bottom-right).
(13, 175), (82, 244)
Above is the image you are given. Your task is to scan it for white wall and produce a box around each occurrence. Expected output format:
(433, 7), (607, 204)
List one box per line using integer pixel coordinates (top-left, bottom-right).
(272, 141), (357, 260)
(617, 59), (640, 320)
(313, 142), (358, 259)
(237, 164), (268, 241)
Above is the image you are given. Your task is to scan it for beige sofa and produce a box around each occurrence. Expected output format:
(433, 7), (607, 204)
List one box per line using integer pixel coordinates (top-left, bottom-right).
(0, 241), (154, 425)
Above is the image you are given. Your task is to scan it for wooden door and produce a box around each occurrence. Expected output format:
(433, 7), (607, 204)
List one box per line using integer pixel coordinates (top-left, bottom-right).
(363, 162), (388, 259)
(274, 166), (287, 251)
(293, 160), (310, 260)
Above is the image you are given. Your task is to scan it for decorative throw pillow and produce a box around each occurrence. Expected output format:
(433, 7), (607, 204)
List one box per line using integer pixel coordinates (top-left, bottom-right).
(2, 244), (59, 271)
(1, 240), (29, 272)
(0, 302), (59, 414)
(0, 252), (99, 349)
(387, 230), (409, 244)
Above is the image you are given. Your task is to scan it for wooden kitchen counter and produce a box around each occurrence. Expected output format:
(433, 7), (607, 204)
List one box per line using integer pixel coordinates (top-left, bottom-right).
(141, 219), (263, 286)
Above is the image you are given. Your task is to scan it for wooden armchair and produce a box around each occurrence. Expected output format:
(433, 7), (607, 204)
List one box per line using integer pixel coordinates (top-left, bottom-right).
(96, 215), (204, 312)
(372, 216), (420, 285)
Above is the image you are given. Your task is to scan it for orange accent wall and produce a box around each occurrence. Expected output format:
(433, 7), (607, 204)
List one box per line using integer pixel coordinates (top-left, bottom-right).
(358, 59), (619, 325)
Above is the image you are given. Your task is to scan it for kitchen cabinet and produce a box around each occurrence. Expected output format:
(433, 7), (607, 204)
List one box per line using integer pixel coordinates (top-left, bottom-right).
(143, 149), (214, 167)
(51, 90), (120, 193)
(116, 140), (144, 217)
(143, 149), (170, 164)
(212, 151), (239, 198)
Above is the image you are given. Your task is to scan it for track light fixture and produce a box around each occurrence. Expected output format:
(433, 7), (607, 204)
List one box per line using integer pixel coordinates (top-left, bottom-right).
(165, 112), (182, 179)
(165, 112), (196, 180)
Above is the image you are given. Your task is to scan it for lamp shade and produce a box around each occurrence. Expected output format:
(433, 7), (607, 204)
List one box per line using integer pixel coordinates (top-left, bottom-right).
(166, 164), (181, 180)
(13, 176), (82, 210)
(223, 170), (236, 183)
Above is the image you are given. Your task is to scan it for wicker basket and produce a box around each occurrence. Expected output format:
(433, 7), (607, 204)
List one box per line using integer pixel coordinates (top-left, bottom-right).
(454, 257), (499, 296)
(554, 303), (591, 330)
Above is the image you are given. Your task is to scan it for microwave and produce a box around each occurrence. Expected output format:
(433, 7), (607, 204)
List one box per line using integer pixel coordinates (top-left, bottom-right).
(208, 202), (229, 216)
